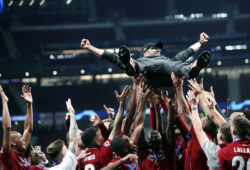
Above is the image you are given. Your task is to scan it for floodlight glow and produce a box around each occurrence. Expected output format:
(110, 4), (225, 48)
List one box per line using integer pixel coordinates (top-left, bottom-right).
(25, 72), (30, 77)
(107, 68), (112, 73)
(53, 71), (58, 76)
(80, 69), (85, 74)
(217, 61), (222, 66)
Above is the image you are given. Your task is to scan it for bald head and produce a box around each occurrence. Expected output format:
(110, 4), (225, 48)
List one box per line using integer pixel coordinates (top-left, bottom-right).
(10, 131), (25, 152)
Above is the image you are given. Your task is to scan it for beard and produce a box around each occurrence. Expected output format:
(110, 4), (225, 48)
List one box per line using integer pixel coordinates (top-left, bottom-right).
(148, 138), (162, 150)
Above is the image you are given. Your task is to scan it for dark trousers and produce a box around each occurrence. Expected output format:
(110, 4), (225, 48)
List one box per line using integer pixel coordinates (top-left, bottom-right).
(101, 48), (194, 87)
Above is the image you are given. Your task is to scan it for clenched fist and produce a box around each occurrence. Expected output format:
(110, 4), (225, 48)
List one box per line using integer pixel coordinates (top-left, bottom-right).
(80, 38), (91, 49)
(199, 32), (209, 43)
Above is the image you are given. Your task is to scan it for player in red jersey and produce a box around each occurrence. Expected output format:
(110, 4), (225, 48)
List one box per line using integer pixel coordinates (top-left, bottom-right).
(0, 85), (43, 170)
(138, 93), (175, 170)
(217, 116), (250, 170)
(78, 85), (131, 170)
(101, 79), (153, 170)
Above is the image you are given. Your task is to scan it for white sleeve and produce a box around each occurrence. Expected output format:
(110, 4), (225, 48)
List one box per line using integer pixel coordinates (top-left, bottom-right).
(201, 138), (221, 170)
(49, 150), (77, 170)
(201, 139), (220, 159)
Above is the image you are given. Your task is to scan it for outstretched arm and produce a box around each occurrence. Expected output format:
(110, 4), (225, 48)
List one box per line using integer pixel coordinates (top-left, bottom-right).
(189, 32), (209, 52)
(81, 38), (104, 57)
(130, 80), (152, 142)
(109, 85), (131, 140)
(173, 32), (209, 61)
(171, 73), (192, 130)
(81, 38), (125, 71)
(155, 103), (163, 133)
(186, 90), (208, 145)
(66, 98), (78, 155)
(205, 86), (226, 119)
(1, 85), (11, 152)
(21, 85), (33, 149)
(123, 76), (139, 135)
(153, 89), (164, 133)
(188, 78), (226, 127)
(166, 99), (176, 147)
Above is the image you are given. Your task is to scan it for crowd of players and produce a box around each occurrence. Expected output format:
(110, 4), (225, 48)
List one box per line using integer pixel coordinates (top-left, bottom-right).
(0, 71), (249, 170)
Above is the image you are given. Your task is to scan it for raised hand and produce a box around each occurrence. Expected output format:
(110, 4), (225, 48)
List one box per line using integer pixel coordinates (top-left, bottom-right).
(187, 78), (204, 96)
(171, 72), (184, 88)
(66, 98), (75, 114)
(121, 153), (138, 164)
(154, 88), (163, 100)
(132, 75), (141, 89)
(164, 90), (172, 104)
(80, 38), (91, 49)
(200, 32), (209, 43)
(90, 114), (102, 126)
(103, 104), (115, 119)
(148, 92), (156, 105)
(37, 151), (48, 163)
(186, 90), (199, 107)
(204, 93), (216, 110)
(20, 85), (33, 104)
(0, 85), (8, 103)
(114, 85), (131, 103)
(152, 88), (163, 105)
(138, 78), (153, 101)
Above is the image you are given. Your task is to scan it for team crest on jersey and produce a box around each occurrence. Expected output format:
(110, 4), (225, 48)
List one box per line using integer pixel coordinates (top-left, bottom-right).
(104, 141), (111, 147)
(0, 146), (3, 153)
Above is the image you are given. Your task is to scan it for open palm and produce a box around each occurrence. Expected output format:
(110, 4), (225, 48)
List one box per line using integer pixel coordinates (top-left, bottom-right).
(21, 85), (33, 104)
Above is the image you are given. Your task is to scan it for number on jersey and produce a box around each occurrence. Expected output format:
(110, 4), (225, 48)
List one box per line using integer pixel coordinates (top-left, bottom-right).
(85, 164), (95, 170)
(232, 156), (250, 170)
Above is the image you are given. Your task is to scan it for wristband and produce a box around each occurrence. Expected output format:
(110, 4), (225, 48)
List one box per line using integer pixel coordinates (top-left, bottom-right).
(202, 109), (208, 116)
(198, 40), (204, 45)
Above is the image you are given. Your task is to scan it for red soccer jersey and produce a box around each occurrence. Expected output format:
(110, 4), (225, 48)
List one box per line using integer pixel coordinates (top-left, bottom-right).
(0, 146), (43, 170)
(139, 133), (174, 170)
(110, 155), (141, 170)
(78, 139), (113, 170)
(217, 138), (250, 170)
(184, 126), (210, 170)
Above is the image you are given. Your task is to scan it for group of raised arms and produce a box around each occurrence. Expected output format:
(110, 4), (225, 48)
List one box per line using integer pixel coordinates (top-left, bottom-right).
(0, 73), (249, 170)
(0, 32), (249, 170)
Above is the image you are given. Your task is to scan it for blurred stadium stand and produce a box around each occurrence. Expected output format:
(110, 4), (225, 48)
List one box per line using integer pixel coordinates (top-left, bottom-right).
(0, 0), (250, 149)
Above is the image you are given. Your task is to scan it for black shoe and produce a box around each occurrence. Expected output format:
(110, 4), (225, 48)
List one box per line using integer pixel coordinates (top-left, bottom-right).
(188, 51), (211, 78)
(118, 45), (136, 76)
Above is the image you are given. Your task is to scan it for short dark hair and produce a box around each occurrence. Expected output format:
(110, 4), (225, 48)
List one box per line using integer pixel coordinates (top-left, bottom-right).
(111, 135), (124, 156)
(219, 123), (232, 143)
(232, 116), (250, 138)
(203, 117), (217, 139)
(46, 139), (64, 163)
(81, 127), (98, 148)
